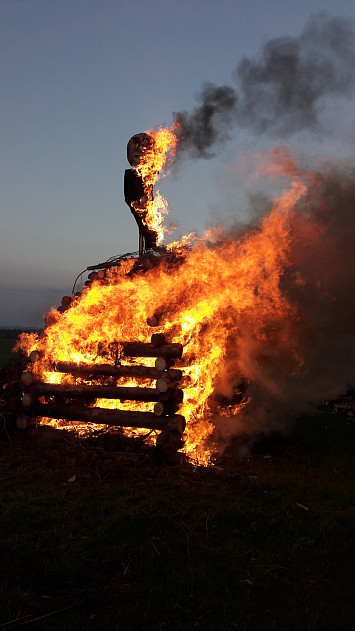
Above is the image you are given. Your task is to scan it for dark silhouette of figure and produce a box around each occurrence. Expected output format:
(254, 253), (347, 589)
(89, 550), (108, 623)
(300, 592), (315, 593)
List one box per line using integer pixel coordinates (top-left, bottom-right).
(124, 133), (157, 253)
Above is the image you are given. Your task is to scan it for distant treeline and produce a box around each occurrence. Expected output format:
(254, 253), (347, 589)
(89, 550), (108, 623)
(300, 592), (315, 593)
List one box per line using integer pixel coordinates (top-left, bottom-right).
(0, 329), (41, 340)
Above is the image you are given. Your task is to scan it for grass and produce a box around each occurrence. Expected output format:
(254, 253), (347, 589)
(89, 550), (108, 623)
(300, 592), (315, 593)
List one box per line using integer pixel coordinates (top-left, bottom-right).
(0, 411), (354, 631)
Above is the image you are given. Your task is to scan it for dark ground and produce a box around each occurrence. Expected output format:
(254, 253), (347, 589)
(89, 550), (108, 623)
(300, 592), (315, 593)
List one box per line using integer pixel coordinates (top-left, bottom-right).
(0, 340), (354, 630)
(0, 411), (354, 631)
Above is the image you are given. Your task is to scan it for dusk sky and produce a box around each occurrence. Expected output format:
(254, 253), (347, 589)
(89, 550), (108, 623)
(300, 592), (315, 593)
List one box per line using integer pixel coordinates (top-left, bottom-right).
(1, 0), (355, 327)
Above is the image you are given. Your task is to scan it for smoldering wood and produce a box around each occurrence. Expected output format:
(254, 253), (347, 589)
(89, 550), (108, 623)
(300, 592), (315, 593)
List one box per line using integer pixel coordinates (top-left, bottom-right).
(52, 361), (182, 382)
(25, 382), (182, 403)
(122, 342), (183, 359)
(32, 402), (186, 433)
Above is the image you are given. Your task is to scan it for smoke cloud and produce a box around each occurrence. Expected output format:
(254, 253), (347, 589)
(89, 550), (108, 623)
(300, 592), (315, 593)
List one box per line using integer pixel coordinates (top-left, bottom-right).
(174, 13), (355, 158)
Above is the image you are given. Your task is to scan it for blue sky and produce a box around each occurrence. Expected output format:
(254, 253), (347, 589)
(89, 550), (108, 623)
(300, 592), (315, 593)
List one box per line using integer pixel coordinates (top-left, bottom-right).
(1, 0), (355, 326)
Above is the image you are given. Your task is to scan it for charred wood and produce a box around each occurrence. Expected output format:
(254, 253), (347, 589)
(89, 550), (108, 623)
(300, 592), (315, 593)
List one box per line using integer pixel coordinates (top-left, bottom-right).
(52, 361), (182, 382)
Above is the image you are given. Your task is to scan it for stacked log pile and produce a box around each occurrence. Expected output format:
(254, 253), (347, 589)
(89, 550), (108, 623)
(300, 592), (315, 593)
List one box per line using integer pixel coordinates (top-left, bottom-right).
(19, 334), (186, 463)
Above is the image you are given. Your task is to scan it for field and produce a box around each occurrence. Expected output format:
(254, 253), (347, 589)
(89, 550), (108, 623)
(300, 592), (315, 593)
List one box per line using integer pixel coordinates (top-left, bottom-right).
(0, 410), (354, 630)
(0, 337), (354, 630)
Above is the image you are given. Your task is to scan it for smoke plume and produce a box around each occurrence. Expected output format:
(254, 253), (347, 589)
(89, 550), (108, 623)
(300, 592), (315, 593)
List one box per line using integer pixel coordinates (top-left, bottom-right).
(174, 13), (355, 158)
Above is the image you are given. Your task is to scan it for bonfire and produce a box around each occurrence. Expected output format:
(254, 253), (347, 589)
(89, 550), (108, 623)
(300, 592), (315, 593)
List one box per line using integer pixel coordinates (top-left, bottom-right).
(16, 124), (355, 466)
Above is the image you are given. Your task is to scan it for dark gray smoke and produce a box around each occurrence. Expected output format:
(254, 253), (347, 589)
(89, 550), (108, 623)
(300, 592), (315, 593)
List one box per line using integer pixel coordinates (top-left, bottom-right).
(174, 13), (355, 158)
(174, 83), (238, 159)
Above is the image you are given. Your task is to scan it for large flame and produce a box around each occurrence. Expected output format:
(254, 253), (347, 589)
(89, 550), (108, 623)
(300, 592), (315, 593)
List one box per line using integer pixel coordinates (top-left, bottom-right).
(133, 125), (179, 244)
(18, 145), (328, 465)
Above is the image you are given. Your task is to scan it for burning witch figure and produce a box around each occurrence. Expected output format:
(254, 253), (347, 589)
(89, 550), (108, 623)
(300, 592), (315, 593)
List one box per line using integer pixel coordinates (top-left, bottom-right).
(124, 133), (158, 253)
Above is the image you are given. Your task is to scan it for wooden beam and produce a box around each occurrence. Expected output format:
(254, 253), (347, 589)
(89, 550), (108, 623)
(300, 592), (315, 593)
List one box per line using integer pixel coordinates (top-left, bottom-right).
(122, 342), (183, 359)
(52, 361), (182, 382)
(32, 402), (186, 433)
(26, 382), (183, 404)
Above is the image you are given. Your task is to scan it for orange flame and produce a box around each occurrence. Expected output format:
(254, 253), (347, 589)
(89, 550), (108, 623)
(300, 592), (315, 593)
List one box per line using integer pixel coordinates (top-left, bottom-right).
(133, 125), (179, 244)
(17, 148), (321, 466)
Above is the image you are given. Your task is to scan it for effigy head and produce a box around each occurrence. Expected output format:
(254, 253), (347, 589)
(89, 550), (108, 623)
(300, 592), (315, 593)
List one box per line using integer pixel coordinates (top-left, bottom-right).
(127, 133), (154, 167)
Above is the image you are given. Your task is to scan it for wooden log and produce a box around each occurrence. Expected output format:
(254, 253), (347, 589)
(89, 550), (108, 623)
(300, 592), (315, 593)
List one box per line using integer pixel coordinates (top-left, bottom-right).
(16, 415), (37, 430)
(155, 357), (172, 371)
(29, 350), (41, 363)
(122, 342), (183, 360)
(2, 379), (22, 391)
(153, 401), (180, 417)
(22, 393), (34, 408)
(156, 377), (177, 393)
(159, 388), (184, 403)
(26, 383), (176, 403)
(21, 371), (33, 386)
(61, 296), (72, 307)
(32, 402), (186, 433)
(156, 430), (184, 451)
(150, 333), (167, 347)
(52, 361), (182, 382)
(155, 430), (184, 464)
(147, 315), (159, 327)
(153, 401), (165, 417)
